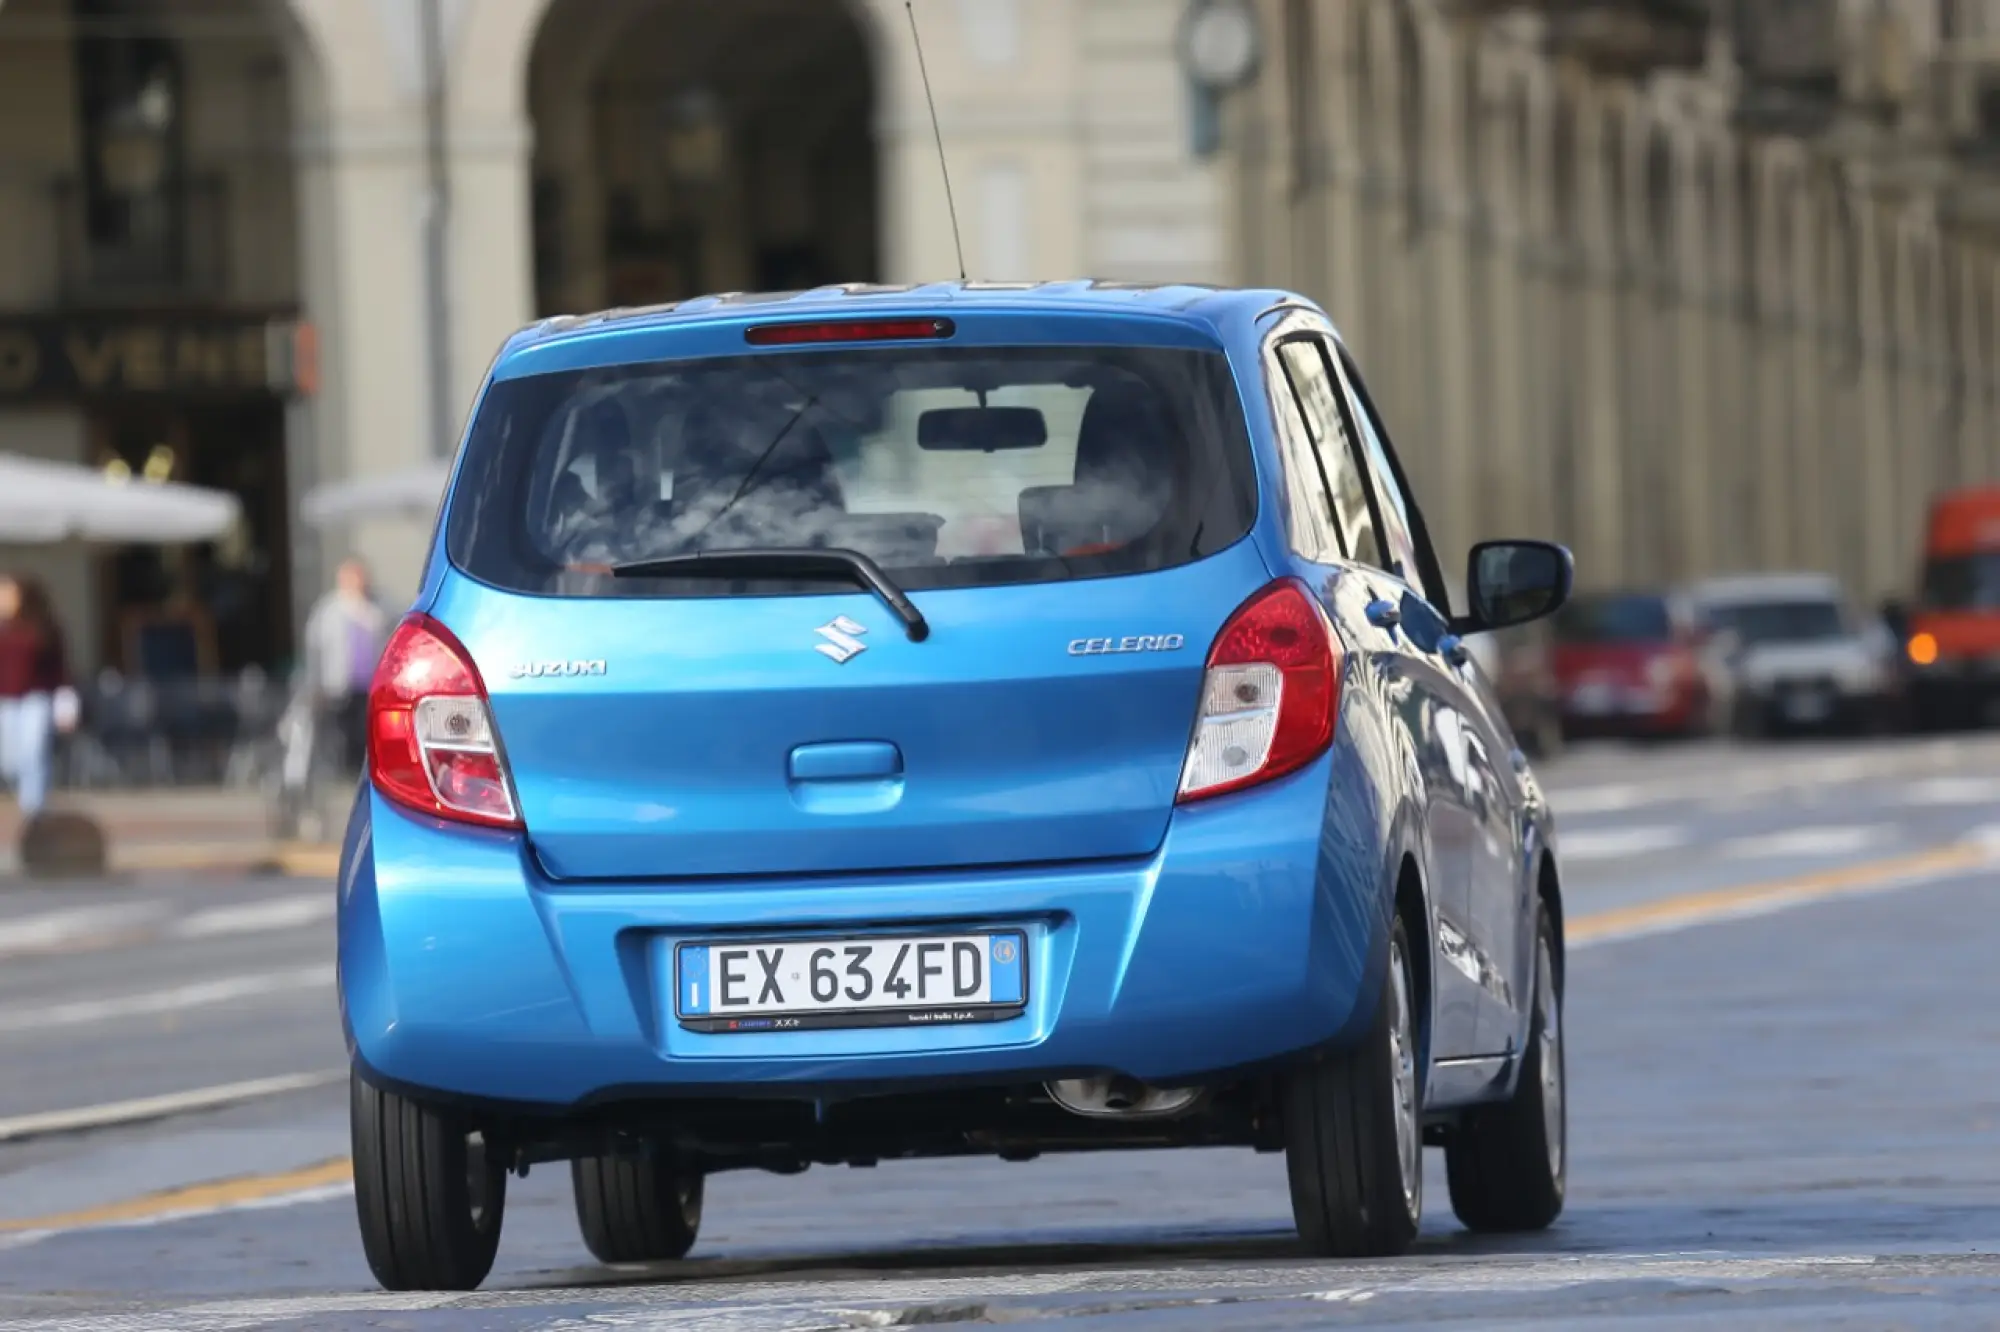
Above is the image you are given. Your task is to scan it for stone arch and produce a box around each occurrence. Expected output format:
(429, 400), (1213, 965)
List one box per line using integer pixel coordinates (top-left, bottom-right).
(521, 0), (887, 313)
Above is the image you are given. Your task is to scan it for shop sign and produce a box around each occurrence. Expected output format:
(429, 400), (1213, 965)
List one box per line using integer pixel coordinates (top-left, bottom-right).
(0, 316), (317, 400)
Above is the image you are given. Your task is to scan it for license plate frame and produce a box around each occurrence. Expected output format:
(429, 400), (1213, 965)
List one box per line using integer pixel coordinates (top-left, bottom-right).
(673, 930), (1029, 1033)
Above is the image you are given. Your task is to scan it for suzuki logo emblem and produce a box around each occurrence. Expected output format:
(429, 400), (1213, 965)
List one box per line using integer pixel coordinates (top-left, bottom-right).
(814, 616), (869, 664)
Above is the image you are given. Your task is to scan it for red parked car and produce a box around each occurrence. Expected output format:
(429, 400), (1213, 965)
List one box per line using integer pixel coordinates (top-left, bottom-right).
(1552, 590), (1715, 740)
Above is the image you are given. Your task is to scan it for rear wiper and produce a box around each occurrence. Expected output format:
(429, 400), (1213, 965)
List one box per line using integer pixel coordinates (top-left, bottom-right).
(610, 547), (930, 642)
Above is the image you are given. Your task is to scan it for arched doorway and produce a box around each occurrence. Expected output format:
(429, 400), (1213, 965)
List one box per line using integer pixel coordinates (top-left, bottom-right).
(527, 0), (879, 314)
(0, 0), (320, 682)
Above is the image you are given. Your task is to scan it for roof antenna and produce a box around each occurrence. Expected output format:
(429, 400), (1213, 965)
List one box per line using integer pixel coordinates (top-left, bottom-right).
(905, 2), (967, 282)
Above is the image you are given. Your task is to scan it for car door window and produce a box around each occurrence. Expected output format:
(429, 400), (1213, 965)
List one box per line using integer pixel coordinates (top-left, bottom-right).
(1330, 347), (1453, 612)
(1264, 348), (1344, 562)
(1274, 340), (1382, 568)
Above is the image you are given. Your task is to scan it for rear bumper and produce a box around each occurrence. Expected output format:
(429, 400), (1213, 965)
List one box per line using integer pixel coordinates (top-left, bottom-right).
(336, 753), (1389, 1112)
(1908, 669), (2000, 724)
(1736, 683), (1889, 731)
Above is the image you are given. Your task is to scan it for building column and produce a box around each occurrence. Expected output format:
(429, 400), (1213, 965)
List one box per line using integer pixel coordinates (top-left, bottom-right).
(1852, 189), (1899, 599)
(1570, 81), (1625, 588)
(445, 111), (535, 408)
(292, 108), (438, 606)
(1746, 146), (1784, 570)
(1472, 50), (1530, 551)
(1413, 7), (1477, 560)
(1669, 123), (1713, 579)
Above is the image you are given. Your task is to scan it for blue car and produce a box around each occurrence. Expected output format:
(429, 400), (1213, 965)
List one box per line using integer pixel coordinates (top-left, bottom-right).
(339, 282), (1576, 1290)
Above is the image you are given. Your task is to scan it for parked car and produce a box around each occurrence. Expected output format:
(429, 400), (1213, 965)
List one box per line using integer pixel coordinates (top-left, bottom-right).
(1550, 590), (1716, 740)
(1903, 486), (2000, 729)
(1684, 573), (1898, 736)
(339, 284), (1577, 1290)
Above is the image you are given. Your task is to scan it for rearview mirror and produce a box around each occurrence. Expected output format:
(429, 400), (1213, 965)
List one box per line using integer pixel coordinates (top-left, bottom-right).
(917, 406), (1048, 452)
(1455, 539), (1573, 635)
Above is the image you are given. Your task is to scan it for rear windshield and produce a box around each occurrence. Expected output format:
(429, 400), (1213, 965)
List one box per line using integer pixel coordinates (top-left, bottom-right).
(444, 345), (1257, 597)
(1553, 595), (1672, 644)
(1923, 554), (2000, 611)
(1703, 599), (1846, 644)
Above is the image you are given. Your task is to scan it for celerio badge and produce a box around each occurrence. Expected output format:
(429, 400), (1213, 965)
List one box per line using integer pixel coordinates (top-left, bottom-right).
(815, 616), (869, 664)
(1067, 634), (1186, 657)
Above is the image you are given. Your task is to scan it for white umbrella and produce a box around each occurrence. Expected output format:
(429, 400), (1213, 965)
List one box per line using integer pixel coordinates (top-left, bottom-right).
(0, 453), (240, 545)
(299, 461), (451, 529)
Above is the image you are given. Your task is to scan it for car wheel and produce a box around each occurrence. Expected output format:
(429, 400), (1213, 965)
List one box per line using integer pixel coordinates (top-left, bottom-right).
(572, 1151), (705, 1264)
(1283, 915), (1423, 1258)
(1444, 904), (1565, 1233)
(351, 1069), (506, 1291)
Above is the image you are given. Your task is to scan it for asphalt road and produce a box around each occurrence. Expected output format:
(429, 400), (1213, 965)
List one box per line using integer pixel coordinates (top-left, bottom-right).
(2, 734), (1999, 1328)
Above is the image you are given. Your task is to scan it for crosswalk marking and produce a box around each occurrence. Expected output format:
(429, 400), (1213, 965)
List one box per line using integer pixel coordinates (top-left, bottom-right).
(0, 1253), (1891, 1331)
(1558, 826), (1689, 861)
(0, 894), (329, 962)
(0, 965), (335, 1037)
(1722, 825), (1890, 859)
(170, 896), (333, 940)
(0, 905), (167, 958)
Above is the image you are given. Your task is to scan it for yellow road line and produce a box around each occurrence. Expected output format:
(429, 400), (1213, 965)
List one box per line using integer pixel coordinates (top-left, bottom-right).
(1567, 841), (1989, 945)
(0, 1158), (352, 1233)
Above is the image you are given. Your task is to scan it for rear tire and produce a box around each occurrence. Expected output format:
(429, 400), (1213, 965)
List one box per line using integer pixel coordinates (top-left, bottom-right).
(351, 1070), (506, 1291)
(572, 1151), (705, 1264)
(1283, 916), (1423, 1258)
(1444, 903), (1566, 1233)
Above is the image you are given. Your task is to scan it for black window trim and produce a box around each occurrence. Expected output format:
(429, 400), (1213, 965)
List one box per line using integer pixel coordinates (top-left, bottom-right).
(1264, 334), (1352, 563)
(1276, 330), (1410, 590)
(1329, 341), (1455, 618)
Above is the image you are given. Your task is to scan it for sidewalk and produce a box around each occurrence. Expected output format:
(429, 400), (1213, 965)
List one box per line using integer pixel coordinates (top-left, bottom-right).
(0, 789), (341, 880)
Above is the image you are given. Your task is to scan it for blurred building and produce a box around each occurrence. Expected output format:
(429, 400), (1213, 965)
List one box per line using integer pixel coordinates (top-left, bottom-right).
(1224, 0), (2000, 605)
(0, 0), (1994, 676)
(0, 0), (1224, 672)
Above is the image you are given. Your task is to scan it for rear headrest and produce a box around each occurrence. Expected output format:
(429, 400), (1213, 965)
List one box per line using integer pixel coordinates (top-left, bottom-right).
(1073, 382), (1168, 489)
(573, 398), (631, 459)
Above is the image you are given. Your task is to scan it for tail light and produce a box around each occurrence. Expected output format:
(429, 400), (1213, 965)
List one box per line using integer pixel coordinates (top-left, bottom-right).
(367, 614), (521, 829)
(1178, 579), (1341, 802)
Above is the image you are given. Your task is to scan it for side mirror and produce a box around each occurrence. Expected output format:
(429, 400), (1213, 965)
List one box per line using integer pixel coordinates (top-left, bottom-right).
(1453, 539), (1574, 636)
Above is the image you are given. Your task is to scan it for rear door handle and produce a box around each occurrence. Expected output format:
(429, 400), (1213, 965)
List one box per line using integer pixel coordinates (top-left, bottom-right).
(1438, 632), (1470, 666)
(1364, 599), (1401, 630)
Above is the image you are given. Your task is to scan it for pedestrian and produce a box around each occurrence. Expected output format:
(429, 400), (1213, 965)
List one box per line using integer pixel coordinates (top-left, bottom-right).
(302, 557), (388, 775)
(0, 575), (76, 818)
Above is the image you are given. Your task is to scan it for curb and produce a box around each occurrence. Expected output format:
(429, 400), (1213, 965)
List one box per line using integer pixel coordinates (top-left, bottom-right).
(0, 842), (341, 882)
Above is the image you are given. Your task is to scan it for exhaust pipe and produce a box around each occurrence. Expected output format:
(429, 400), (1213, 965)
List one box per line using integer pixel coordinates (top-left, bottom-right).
(1046, 1075), (1202, 1120)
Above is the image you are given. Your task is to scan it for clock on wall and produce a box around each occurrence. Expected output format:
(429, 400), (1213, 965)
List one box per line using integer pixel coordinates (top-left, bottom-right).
(1178, 0), (1262, 93)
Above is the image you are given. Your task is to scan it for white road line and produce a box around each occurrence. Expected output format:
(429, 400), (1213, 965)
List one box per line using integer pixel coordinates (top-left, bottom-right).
(1897, 775), (2000, 806)
(1555, 826), (1689, 861)
(1546, 784), (1647, 815)
(0, 965), (335, 1036)
(0, 1069), (347, 1144)
(170, 895), (333, 940)
(0, 905), (164, 959)
(1722, 825), (1892, 860)
(0, 1254), (1891, 1330)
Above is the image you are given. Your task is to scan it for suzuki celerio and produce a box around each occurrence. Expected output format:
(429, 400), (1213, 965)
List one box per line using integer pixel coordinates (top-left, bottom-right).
(338, 282), (1576, 1289)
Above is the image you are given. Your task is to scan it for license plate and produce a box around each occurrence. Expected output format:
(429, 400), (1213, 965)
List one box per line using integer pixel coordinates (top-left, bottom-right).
(675, 931), (1028, 1033)
(1783, 690), (1830, 721)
